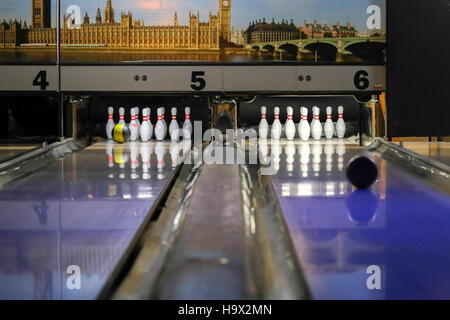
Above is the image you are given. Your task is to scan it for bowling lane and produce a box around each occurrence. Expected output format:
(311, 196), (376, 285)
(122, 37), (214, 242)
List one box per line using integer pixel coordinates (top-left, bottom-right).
(267, 139), (450, 300)
(0, 141), (189, 300)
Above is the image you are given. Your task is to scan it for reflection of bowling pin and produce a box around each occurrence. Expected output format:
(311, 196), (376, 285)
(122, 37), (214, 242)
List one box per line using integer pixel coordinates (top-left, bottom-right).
(259, 139), (269, 165)
(130, 142), (139, 179)
(299, 142), (310, 177)
(183, 107), (192, 140)
(106, 107), (115, 140)
(285, 106), (296, 141)
(155, 142), (166, 180)
(300, 108), (310, 142)
(169, 107), (180, 142)
(140, 108), (151, 142)
(140, 143), (152, 180)
(271, 107), (282, 140)
(324, 142), (335, 172)
(324, 107), (334, 140)
(336, 140), (346, 171)
(259, 106), (269, 140)
(271, 141), (281, 172)
(311, 108), (322, 140)
(336, 106), (346, 139)
(119, 107), (125, 124)
(285, 141), (296, 174)
(312, 141), (322, 175)
(155, 108), (166, 141)
(170, 142), (180, 168)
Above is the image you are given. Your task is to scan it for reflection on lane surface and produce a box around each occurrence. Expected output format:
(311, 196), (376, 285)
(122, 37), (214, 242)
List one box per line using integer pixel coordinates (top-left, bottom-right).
(0, 141), (190, 299)
(264, 139), (450, 300)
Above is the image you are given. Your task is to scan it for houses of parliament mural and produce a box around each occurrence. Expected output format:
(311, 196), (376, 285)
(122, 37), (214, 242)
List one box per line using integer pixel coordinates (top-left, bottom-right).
(1, 0), (232, 50)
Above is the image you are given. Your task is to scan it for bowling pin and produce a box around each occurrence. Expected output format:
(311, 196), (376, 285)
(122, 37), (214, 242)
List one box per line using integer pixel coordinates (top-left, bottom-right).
(336, 106), (346, 139)
(118, 107), (125, 124)
(134, 107), (141, 133)
(183, 107), (193, 140)
(155, 108), (166, 141)
(169, 107), (180, 142)
(259, 106), (269, 140)
(146, 107), (154, 140)
(285, 106), (296, 141)
(106, 107), (115, 140)
(161, 107), (168, 138)
(129, 108), (139, 141)
(271, 107), (282, 140)
(140, 108), (151, 142)
(324, 106), (334, 140)
(300, 108), (311, 142)
(311, 108), (322, 140)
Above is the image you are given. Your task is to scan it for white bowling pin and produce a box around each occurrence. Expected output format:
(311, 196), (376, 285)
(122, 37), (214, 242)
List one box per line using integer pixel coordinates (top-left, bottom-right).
(271, 107), (282, 140)
(118, 107), (125, 124)
(183, 107), (193, 140)
(140, 108), (150, 142)
(106, 107), (115, 140)
(259, 106), (269, 140)
(134, 107), (141, 133)
(298, 107), (304, 140)
(300, 108), (311, 142)
(324, 106), (334, 140)
(155, 108), (166, 141)
(169, 107), (180, 142)
(285, 106), (296, 141)
(311, 108), (322, 140)
(161, 107), (168, 138)
(336, 106), (346, 139)
(129, 108), (139, 141)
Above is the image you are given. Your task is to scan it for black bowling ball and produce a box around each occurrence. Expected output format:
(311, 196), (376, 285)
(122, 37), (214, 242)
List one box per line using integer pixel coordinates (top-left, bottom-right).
(346, 156), (378, 189)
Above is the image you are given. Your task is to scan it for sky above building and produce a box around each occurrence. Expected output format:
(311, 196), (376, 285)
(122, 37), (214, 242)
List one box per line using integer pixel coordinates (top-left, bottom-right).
(0, 0), (386, 30)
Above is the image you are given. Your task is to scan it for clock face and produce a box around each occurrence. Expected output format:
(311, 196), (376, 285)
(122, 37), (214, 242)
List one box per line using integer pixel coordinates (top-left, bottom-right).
(223, 0), (229, 7)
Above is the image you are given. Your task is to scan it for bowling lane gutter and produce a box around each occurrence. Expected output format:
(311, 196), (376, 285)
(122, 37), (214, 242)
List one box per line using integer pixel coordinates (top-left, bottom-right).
(239, 162), (311, 300)
(0, 139), (80, 187)
(368, 138), (450, 194)
(100, 148), (203, 300)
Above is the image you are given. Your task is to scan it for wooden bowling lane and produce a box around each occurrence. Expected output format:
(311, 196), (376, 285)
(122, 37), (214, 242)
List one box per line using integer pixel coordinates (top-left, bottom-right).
(0, 141), (183, 299)
(268, 139), (450, 299)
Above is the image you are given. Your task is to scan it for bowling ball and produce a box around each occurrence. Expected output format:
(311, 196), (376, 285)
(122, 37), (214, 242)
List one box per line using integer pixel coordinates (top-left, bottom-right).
(113, 124), (131, 144)
(345, 156), (378, 189)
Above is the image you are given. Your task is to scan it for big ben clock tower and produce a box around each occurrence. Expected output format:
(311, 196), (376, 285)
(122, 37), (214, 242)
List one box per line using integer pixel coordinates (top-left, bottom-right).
(219, 0), (231, 42)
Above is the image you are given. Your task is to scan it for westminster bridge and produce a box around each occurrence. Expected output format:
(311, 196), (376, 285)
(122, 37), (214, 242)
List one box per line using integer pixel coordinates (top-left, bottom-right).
(246, 37), (386, 62)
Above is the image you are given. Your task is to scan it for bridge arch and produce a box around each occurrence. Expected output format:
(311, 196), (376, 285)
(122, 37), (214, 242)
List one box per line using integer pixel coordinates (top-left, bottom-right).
(303, 42), (338, 61)
(278, 43), (299, 56)
(344, 40), (386, 62)
(262, 44), (276, 52)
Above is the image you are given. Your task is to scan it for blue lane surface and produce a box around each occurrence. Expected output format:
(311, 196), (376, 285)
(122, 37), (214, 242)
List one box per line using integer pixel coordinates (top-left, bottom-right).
(267, 140), (450, 300)
(0, 141), (186, 299)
